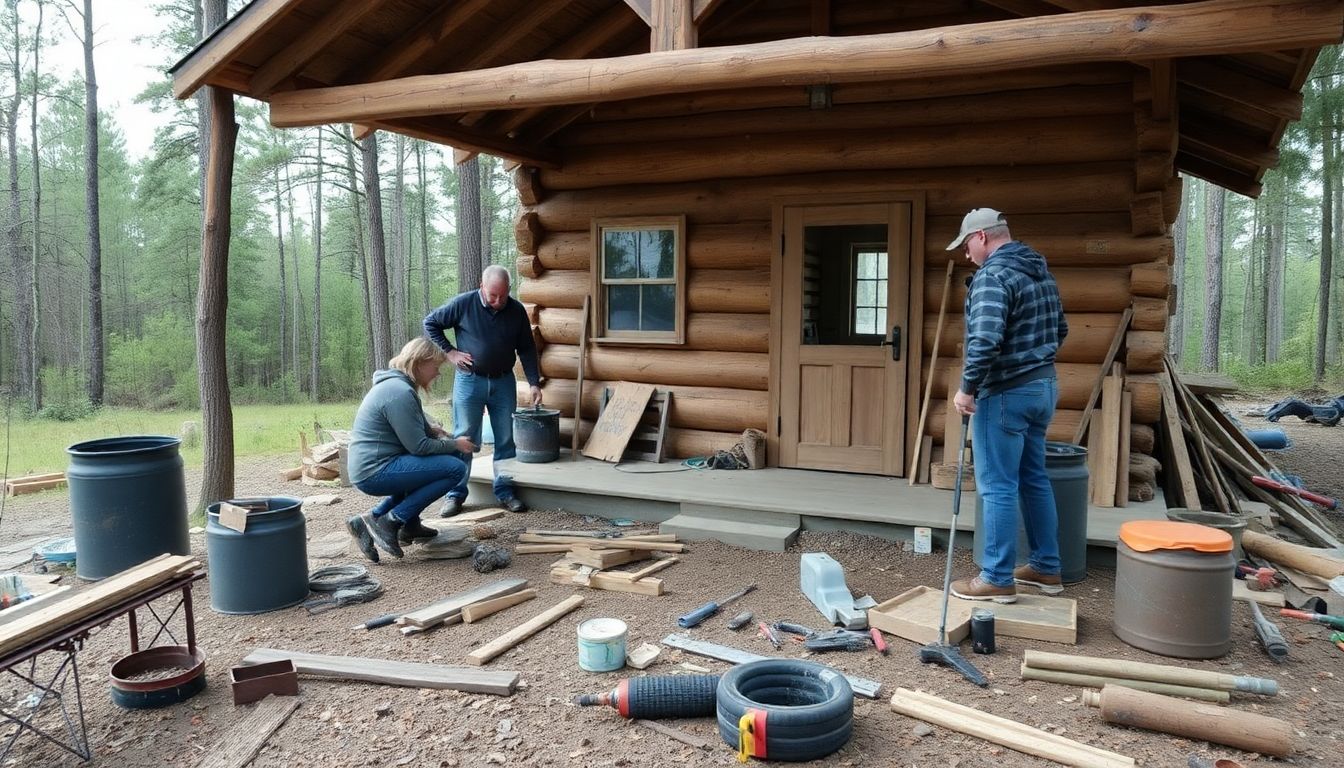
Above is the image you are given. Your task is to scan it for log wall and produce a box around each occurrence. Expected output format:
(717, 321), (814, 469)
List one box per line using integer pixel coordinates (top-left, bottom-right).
(513, 67), (1180, 464)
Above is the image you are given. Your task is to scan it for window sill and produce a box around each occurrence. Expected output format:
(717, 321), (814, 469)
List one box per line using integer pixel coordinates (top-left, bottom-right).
(591, 336), (685, 347)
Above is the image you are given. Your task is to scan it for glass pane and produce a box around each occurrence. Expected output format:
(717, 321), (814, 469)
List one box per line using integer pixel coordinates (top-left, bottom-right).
(876, 307), (887, 332)
(857, 251), (877, 280)
(855, 308), (876, 336)
(856, 280), (876, 307)
(603, 231), (638, 279)
(639, 229), (676, 279)
(877, 281), (888, 307)
(876, 251), (888, 279)
(607, 285), (640, 330)
(642, 285), (676, 331)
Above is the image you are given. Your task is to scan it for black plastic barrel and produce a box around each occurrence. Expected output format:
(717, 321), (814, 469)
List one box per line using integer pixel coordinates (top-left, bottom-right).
(205, 497), (308, 614)
(67, 436), (189, 581)
(513, 407), (560, 463)
(973, 441), (1090, 584)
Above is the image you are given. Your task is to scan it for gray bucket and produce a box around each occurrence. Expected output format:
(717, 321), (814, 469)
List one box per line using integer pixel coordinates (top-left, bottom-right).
(1114, 536), (1234, 658)
(1165, 509), (1248, 561)
(66, 435), (189, 581)
(205, 497), (308, 614)
(513, 407), (560, 463)
(974, 441), (1090, 584)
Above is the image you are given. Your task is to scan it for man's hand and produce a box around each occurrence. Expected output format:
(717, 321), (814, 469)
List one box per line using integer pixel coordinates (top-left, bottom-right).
(454, 436), (478, 454)
(447, 349), (474, 372)
(529, 385), (543, 407)
(954, 389), (977, 416)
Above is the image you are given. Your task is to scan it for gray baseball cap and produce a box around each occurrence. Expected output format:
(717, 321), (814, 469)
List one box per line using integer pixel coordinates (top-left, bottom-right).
(946, 208), (1007, 250)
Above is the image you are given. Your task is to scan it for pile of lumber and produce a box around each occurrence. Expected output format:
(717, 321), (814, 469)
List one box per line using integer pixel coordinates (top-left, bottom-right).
(281, 431), (348, 486)
(0, 554), (199, 657)
(4, 472), (66, 497)
(395, 578), (532, 636)
(513, 530), (683, 596)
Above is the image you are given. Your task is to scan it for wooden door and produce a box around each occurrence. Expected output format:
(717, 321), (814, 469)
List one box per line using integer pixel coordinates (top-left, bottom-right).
(778, 203), (911, 475)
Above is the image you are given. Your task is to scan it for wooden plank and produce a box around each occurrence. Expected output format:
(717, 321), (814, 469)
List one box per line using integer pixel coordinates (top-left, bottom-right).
(566, 546), (652, 569)
(1116, 388), (1132, 507)
(4, 471), (64, 488)
(573, 294), (591, 460)
(6, 477), (67, 496)
(399, 578), (529, 628)
(0, 587), (72, 627)
(1092, 372), (1122, 507)
(461, 589), (539, 624)
(660, 633), (883, 698)
(868, 585), (1077, 645)
(429, 507), (505, 526)
(1072, 307), (1132, 444)
(518, 534), (684, 552)
(514, 544), (577, 555)
(550, 567), (665, 596)
(196, 695), (300, 768)
(1231, 579), (1284, 607)
(466, 595), (585, 666)
(609, 556), (679, 581)
(1156, 374), (1200, 509)
(243, 648), (519, 695)
(583, 382), (655, 462)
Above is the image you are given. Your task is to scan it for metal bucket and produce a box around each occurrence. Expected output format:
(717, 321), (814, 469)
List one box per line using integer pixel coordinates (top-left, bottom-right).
(205, 497), (308, 615)
(1114, 538), (1234, 658)
(973, 441), (1090, 583)
(66, 436), (189, 581)
(513, 407), (560, 463)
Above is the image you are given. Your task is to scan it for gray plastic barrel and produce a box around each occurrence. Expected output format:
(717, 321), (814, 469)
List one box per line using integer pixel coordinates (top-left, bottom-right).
(1113, 522), (1234, 658)
(513, 407), (560, 463)
(205, 497), (308, 614)
(973, 442), (1090, 583)
(66, 436), (189, 581)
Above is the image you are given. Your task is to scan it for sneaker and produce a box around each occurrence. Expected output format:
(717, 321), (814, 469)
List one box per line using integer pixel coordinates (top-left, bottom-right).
(345, 514), (379, 563)
(503, 498), (528, 514)
(1013, 564), (1064, 595)
(365, 512), (405, 559)
(398, 518), (439, 545)
(438, 497), (465, 518)
(950, 575), (1017, 604)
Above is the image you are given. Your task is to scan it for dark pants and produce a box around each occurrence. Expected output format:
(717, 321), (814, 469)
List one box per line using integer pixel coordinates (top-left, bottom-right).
(357, 453), (467, 523)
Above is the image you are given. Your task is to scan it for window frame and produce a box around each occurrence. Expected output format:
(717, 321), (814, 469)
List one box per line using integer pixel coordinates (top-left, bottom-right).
(849, 241), (889, 340)
(590, 215), (688, 345)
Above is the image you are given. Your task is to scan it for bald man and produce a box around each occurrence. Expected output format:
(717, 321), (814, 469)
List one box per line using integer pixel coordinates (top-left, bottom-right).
(424, 265), (542, 515)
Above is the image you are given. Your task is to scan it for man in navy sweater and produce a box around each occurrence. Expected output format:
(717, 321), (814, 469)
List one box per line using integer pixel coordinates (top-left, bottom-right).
(424, 265), (542, 515)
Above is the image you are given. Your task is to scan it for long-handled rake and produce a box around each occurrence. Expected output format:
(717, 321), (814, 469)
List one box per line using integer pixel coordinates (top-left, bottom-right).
(918, 412), (988, 687)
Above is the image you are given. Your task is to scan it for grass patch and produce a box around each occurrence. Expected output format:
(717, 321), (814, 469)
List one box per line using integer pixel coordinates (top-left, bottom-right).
(0, 402), (362, 478)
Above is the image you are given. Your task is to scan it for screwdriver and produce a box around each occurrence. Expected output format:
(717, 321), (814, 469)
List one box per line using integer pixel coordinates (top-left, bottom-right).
(1280, 608), (1344, 631)
(677, 584), (756, 628)
(351, 613), (399, 631)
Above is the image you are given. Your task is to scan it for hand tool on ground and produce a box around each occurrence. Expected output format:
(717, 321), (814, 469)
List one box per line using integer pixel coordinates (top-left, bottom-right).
(803, 629), (872, 652)
(677, 584), (756, 628)
(1248, 601), (1289, 663)
(352, 613), (398, 630)
(1279, 608), (1344, 631)
(1330, 632), (1344, 652)
(726, 611), (754, 630)
(918, 412), (989, 688)
(871, 627), (889, 655)
(574, 674), (721, 719)
(757, 621), (782, 649)
(1251, 475), (1339, 510)
(771, 621), (815, 637)
(1237, 563), (1280, 590)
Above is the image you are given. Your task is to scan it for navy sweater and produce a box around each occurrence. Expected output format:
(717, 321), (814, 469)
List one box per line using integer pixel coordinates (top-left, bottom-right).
(423, 290), (541, 386)
(961, 241), (1068, 397)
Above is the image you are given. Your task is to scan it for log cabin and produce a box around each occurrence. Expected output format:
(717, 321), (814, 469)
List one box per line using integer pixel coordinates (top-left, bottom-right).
(171, 0), (1344, 549)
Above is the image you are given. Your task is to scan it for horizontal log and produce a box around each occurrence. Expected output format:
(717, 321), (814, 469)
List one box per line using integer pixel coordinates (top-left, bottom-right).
(541, 344), (769, 390)
(925, 233), (1172, 269)
(517, 254), (541, 279)
(929, 212), (1134, 241)
(927, 266), (1132, 313)
(532, 379), (767, 433)
(538, 307), (768, 353)
(1128, 379), (1160, 424)
(514, 165), (543, 206)
(1130, 260), (1171, 298)
(531, 163), (1137, 230)
(928, 401), (1083, 445)
(540, 116), (1135, 189)
(561, 417), (740, 459)
(928, 361), (1099, 412)
(521, 269), (769, 313)
(1131, 296), (1169, 332)
(515, 211), (543, 255)
(924, 313), (1122, 365)
(1130, 191), (1167, 236)
(538, 223), (773, 272)
(537, 232), (590, 271)
(519, 269), (589, 308)
(1125, 330), (1166, 373)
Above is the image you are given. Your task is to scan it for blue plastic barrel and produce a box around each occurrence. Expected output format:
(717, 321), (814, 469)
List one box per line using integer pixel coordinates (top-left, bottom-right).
(205, 497), (308, 614)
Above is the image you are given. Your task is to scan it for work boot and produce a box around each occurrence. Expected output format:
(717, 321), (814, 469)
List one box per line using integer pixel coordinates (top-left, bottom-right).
(503, 498), (528, 514)
(438, 497), (465, 518)
(344, 514), (379, 563)
(398, 517), (439, 545)
(365, 512), (405, 559)
(950, 575), (1017, 604)
(1013, 564), (1064, 595)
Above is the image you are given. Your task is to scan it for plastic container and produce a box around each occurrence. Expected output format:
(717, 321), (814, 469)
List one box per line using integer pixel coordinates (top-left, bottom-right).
(577, 617), (628, 672)
(67, 436), (190, 581)
(205, 497), (308, 615)
(513, 407), (561, 463)
(1164, 509), (1248, 561)
(913, 527), (932, 555)
(973, 441), (1090, 583)
(1113, 520), (1234, 659)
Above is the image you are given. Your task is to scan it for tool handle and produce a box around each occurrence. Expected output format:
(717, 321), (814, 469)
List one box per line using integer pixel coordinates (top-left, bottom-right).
(870, 628), (889, 654)
(727, 611), (754, 630)
(358, 613), (398, 630)
(677, 602), (719, 628)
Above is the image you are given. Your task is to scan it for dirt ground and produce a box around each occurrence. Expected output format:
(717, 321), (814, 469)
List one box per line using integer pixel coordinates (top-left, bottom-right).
(2, 406), (1343, 768)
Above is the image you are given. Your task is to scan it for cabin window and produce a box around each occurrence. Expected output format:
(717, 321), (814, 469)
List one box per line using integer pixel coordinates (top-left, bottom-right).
(591, 216), (687, 344)
(851, 243), (888, 338)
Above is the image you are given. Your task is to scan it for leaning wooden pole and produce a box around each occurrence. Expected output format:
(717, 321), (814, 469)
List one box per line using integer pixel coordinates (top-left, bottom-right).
(910, 260), (955, 485)
(572, 294), (591, 460)
(196, 85), (238, 512)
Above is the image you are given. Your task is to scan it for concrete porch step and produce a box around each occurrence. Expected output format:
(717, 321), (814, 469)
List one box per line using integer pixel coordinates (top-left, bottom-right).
(660, 503), (800, 553)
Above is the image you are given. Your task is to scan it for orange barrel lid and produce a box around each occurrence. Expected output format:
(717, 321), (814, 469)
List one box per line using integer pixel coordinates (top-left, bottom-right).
(1119, 520), (1233, 553)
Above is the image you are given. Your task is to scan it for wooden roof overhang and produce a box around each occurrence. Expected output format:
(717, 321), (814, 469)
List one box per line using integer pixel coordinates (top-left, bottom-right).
(169, 0), (1344, 198)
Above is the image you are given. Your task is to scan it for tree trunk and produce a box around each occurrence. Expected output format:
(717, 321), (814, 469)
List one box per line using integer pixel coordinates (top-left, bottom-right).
(480, 156), (495, 266)
(285, 161), (306, 393)
(1243, 202), (1261, 364)
(29, 0), (42, 408)
(1266, 179), (1285, 362)
(417, 140), (431, 313)
(194, 0), (207, 208)
(1170, 175), (1189, 365)
(81, 0), (103, 405)
(342, 126), (375, 374)
(5, 0), (33, 405)
(310, 128), (323, 400)
(392, 134), (407, 341)
(1316, 119), (1334, 383)
(361, 133), (394, 365)
(457, 156), (483, 290)
(1201, 184), (1224, 372)
(272, 163), (287, 392)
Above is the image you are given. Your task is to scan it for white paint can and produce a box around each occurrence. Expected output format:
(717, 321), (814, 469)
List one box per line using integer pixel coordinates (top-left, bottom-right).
(913, 527), (932, 554)
(577, 618), (628, 672)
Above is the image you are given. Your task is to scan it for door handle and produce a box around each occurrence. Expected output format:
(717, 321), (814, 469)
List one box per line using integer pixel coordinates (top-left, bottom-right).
(880, 326), (901, 361)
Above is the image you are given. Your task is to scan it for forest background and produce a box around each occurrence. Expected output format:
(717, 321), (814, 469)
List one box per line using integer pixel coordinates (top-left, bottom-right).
(1, 1), (1342, 472)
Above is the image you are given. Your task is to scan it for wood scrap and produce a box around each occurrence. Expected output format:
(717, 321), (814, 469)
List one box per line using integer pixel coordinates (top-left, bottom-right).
(1242, 530), (1344, 580)
(461, 589), (538, 623)
(517, 533), (683, 552)
(609, 556), (679, 581)
(5, 472), (67, 496)
(1072, 307), (1133, 445)
(910, 259), (956, 486)
(242, 648), (519, 695)
(196, 696), (300, 768)
(398, 578), (529, 628)
(565, 546), (652, 569)
(550, 563), (664, 595)
(466, 595), (584, 666)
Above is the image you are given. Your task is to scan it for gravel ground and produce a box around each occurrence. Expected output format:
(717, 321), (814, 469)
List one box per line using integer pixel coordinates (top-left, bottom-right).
(1, 445), (1342, 768)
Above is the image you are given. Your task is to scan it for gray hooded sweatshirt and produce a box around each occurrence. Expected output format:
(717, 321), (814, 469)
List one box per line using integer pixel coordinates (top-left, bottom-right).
(347, 369), (460, 484)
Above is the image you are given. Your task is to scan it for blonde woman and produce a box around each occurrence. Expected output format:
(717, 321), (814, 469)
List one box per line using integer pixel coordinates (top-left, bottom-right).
(345, 338), (476, 561)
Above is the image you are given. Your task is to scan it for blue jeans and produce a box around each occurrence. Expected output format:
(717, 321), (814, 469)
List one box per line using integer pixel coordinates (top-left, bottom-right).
(448, 370), (517, 502)
(973, 377), (1061, 587)
(357, 453), (467, 524)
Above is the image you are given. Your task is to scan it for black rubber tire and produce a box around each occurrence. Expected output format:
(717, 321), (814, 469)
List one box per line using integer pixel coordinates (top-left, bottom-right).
(715, 659), (853, 762)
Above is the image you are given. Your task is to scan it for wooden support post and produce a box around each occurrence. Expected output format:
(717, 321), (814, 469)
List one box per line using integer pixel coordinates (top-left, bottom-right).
(1156, 373), (1200, 509)
(911, 260), (955, 485)
(1116, 388), (1132, 507)
(573, 295), (591, 460)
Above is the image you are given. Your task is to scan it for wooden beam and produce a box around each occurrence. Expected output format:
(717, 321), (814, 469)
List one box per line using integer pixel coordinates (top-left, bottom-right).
(624, 0), (653, 25)
(338, 0), (495, 86)
(457, 0), (573, 72)
(249, 1), (388, 96)
(979, 0), (1067, 17)
(652, 0), (696, 51)
(693, 0), (732, 25)
(242, 648), (520, 694)
(1148, 58), (1173, 120)
(1181, 119), (1279, 169)
(170, 0), (303, 98)
(1176, 151), (1263, 197)
(197, 696), (300, 768)
(811, 0), (832, 35)
(269, 0), (1344, 128)
(360, 118), (561, 169)
(1178, 59), (1304, 121)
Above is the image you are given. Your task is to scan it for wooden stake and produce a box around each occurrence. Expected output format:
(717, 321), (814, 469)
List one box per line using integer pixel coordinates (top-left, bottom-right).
(911, 259), (956, 485)
(572, 294), (591, 460)
(466, 595), (584, 666)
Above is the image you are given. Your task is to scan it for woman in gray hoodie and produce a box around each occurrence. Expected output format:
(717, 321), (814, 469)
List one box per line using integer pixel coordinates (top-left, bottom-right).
(345, 337), (476, 561)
